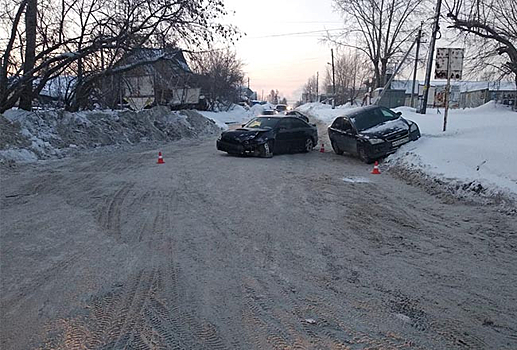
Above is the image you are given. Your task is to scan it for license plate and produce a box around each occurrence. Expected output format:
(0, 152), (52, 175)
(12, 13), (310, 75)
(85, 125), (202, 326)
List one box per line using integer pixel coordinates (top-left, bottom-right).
(392, 137), (409, 147)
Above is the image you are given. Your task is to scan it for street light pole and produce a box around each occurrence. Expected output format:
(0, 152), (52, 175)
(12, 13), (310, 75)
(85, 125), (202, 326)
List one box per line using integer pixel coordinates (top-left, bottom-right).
(331, 48), (336, 108)
(419, 0), (442, 114)
(411, 22), (423, 108)
(316, 71), (319, 102)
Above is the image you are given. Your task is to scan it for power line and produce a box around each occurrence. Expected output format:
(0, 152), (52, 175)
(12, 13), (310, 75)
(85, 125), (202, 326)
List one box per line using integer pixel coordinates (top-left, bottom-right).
(251, 28), (342, 39)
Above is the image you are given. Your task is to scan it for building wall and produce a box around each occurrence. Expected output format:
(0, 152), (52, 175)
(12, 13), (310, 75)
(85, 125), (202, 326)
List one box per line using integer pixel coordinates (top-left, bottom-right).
(460, 89), (489, 109)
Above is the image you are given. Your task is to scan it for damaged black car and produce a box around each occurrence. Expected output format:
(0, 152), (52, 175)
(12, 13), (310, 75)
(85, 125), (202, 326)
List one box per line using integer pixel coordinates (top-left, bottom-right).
(328, 105), (420, 163)
(216, 116), (318, 158)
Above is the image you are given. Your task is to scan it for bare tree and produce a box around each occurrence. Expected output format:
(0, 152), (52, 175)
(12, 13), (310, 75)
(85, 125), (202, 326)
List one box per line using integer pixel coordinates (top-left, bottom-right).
(0, 0), (240, 112)
(303, 74), (318, 102)
(323, 49), (371, 104)
(445, 0), (517, 89)
(268, 89), (279, 104)
(19, 0), (36, 110)
(189, 48), (245, 110)
(331, 0), (426, 88)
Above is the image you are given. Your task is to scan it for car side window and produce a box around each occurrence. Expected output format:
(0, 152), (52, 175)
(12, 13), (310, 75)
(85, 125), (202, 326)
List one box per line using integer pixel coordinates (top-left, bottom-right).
(277, 119), (292, 130)
(342, 119), (353, 131)
(332, 118), (343, 130)
(291, 118), (307, 128)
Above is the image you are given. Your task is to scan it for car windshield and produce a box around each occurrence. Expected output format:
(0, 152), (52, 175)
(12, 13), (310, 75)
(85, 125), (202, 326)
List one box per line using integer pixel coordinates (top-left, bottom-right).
(350, 108), (399, 131)
(244, 117), (280, 129)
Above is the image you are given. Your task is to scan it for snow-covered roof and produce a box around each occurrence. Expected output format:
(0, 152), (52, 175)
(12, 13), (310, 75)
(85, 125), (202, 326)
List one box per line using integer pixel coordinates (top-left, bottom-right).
(391, 80), (517, 94)
(119, 47), (193, 73)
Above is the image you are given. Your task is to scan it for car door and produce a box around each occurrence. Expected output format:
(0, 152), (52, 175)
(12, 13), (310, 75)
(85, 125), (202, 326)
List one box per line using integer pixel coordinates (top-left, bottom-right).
(274, 118), (294, 153)
(341, 118), (357, 153)
(329, 117), (347, 150)
(290, 117), (310, 150)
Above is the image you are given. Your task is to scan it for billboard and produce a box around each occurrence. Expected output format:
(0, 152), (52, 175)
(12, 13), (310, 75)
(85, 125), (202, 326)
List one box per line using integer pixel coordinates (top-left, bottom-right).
(435, 48), (464, 80)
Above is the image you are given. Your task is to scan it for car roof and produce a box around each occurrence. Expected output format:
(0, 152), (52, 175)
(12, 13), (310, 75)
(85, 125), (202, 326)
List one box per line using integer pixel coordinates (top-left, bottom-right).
(338, 105), (380, 118)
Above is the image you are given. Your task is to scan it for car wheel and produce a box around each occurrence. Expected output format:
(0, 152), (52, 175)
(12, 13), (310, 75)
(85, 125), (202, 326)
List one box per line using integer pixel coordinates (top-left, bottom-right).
(303, 138), (314, 153)
(331, 140), (343, 155)
(357, 144), (373, 164)
(259, 141), (274, 158)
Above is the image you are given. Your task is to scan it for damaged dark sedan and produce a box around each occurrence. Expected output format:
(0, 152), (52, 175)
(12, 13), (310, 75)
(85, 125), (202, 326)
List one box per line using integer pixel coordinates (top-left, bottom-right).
(328, 105), (420, 163)
(216, 116), (318, 158)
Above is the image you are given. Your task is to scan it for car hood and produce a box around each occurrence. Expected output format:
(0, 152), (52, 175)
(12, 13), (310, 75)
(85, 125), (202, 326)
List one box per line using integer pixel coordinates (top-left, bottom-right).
(221, 128), (270, 141)
(359, 118), (409, 138)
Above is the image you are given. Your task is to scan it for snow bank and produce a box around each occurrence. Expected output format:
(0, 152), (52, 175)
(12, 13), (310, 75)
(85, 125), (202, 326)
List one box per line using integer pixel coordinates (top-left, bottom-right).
(297, 102), (360, 125)
(0, 107), (220, 165)
(303, 101), (517, 206)
(388, 102), (517, 204)
(197, 104), (252, 129)
(197, 103), (277, 130)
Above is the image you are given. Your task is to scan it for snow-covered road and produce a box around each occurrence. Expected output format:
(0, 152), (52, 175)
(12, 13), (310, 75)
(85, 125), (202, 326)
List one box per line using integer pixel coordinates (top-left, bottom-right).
(2, 138), (516, 349)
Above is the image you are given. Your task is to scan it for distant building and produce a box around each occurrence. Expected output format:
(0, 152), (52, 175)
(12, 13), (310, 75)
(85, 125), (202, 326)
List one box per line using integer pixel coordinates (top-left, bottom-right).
(103, 47), (201, 110)
(391, 80), (517, 109)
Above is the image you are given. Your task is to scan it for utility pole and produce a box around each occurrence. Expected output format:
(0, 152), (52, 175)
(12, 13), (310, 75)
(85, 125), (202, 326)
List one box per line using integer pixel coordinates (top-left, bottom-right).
(411, 22), (423, 109)
(419, 0), (442, 114)
(247, 77), (250, 89)
(443, 48), (452, 131)
(331, 48), (336, 108)
(316, 71), (319, 102)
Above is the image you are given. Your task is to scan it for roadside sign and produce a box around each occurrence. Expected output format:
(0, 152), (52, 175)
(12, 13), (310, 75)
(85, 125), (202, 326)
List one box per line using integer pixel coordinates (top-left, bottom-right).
(435, 48), (464, 132)
(435, 48), (464, 80)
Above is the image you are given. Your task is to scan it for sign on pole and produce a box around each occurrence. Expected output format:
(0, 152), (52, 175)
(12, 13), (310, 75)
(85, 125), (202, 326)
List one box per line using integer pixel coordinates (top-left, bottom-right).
(435, 48), (464, 131)
(435, 48), (464, 80)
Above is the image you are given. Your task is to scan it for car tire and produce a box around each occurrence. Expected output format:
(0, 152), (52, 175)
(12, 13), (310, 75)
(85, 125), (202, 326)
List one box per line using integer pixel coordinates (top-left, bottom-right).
(357, 144), (373, 164)
(331, 140), (343, 155)
(259, 141), (274, 158)
(303, 138), (314, 153)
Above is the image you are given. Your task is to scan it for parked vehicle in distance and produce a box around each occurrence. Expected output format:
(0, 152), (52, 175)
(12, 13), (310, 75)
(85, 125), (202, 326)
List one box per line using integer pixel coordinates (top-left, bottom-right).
(262, 109), (277, 115)
(328, 105), (420, 163)
(285, 110), (309, 123)
(217, 116), (318, 158)
(275, 104), (288, 113)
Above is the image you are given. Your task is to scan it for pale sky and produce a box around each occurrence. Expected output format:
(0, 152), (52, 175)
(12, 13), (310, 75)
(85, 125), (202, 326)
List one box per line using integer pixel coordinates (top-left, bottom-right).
(222, 0), (344, 104)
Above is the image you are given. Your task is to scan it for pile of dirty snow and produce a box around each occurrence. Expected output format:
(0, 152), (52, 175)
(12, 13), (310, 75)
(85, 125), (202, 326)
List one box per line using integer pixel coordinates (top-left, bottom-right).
(0, 106), (220, 165)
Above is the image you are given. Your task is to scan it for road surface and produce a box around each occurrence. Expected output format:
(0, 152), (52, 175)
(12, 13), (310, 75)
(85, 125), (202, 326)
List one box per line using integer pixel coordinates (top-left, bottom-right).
(1, 138), (516, 349)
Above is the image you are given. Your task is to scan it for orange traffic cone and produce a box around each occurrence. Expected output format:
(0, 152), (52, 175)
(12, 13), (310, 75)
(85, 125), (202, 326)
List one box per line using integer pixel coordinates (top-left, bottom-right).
(320, 144), (325, 153)
(371, 161), (381, 174)
(157, 152), (165, 164)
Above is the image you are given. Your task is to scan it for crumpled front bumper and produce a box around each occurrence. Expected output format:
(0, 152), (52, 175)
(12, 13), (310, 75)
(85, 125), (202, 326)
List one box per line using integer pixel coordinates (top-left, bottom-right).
(216, 139), (264, 154)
